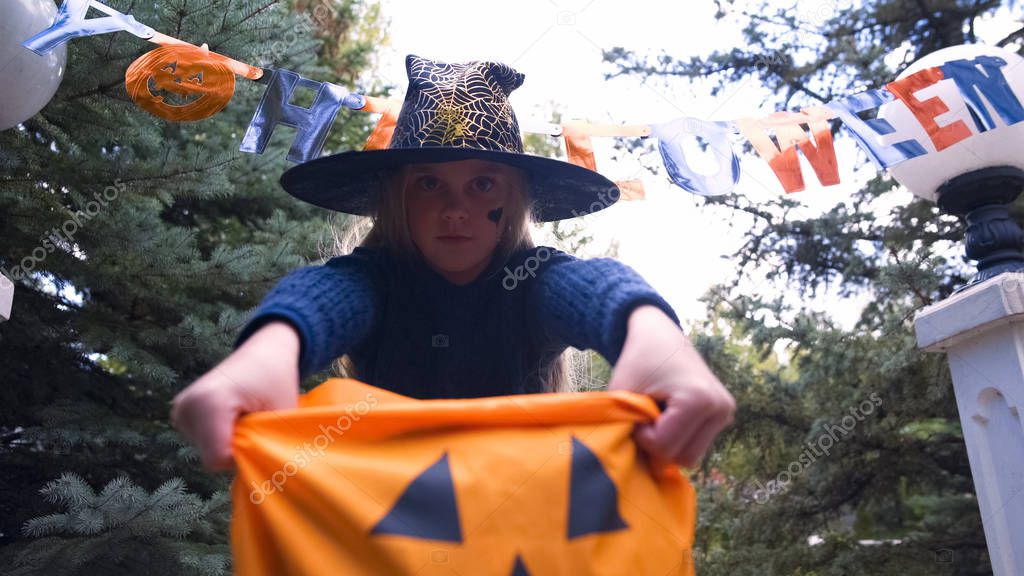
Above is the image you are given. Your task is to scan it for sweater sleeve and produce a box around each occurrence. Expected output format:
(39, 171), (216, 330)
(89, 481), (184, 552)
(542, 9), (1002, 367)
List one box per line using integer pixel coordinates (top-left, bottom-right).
(531, 246), (682, 366)
(233, 247), (380, 380)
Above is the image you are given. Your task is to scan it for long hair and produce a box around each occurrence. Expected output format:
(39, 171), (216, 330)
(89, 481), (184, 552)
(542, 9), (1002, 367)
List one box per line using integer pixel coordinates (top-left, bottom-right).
(322, 165), (579, 394)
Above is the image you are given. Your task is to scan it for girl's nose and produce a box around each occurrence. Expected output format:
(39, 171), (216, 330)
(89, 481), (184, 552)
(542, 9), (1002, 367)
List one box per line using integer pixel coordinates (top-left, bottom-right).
(441, 202), (468, 222)
(442, 209), (467, 222)
(440, 190), (470, 221)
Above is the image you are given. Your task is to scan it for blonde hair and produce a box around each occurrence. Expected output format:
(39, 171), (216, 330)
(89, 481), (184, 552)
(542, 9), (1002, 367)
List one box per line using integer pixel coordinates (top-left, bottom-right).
(322, 164), (578, 394)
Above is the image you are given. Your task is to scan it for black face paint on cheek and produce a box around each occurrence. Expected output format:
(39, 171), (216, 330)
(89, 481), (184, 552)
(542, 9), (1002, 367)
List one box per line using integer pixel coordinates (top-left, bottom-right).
(487, 207), (503, 226)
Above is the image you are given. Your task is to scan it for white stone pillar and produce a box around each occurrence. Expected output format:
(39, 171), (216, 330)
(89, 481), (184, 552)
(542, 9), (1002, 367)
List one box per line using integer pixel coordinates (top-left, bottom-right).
(0, 274), (11, 322)
(914, 272), (1024, 576)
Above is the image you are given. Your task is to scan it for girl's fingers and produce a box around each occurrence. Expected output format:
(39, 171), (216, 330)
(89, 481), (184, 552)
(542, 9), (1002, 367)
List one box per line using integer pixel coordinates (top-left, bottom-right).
(171, 386), (239, 472)
(675, 412), (731, 470)
(634, 401), (704, 477)
(669, 414), (712, 461)
(654, 406), (699, 455)
(198, 400), (239, 471)
(635, 392), (736, 472)
(633, 423), (674, 476)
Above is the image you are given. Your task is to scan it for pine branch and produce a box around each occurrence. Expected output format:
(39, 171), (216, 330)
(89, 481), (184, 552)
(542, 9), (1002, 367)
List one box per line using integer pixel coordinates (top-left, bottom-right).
(996, 25), (1024, 48)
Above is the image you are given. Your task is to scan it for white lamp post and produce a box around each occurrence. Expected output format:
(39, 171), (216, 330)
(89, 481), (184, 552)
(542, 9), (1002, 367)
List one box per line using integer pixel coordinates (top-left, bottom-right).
(881, 44), (1024, 575)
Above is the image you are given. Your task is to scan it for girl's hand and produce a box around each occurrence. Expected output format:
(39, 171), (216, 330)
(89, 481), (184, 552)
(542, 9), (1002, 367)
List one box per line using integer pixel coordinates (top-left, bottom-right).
(170, 321), (301, 471)
(607, 305), (736, 473)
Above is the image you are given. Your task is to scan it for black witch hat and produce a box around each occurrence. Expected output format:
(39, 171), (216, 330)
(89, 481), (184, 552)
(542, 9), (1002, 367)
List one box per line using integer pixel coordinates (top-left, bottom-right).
(279, 54), (620, 222)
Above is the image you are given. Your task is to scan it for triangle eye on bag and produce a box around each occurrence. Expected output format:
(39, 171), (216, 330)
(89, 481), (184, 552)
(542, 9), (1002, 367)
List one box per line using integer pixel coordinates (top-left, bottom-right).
(231, 379), (697, 576)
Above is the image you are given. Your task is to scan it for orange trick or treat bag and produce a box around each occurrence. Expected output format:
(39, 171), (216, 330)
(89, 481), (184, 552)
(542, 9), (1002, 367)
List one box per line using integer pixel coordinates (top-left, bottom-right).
(230, 379), (697, 575)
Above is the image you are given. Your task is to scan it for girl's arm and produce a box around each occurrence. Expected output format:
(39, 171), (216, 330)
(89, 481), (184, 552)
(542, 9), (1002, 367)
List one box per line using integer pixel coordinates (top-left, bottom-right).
(171, 248), (380, 471)
(171, 320), (301, 471)
(530, 247), (683, 364)
(532, 247), (735, 471)
(608, 304), (735, 472)
(234, 246), (380, 379)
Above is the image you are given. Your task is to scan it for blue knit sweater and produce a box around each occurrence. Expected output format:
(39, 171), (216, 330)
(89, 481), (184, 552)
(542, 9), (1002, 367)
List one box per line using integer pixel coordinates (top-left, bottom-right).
(234, 245), (682, 399)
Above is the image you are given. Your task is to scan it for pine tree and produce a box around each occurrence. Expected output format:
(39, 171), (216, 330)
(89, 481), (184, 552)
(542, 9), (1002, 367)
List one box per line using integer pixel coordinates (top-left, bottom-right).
(606, 1), (1020, 573)
(0, 0), (386, 572)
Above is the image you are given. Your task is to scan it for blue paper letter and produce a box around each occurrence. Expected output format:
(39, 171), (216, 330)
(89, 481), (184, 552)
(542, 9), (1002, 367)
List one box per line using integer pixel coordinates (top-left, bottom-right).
(652, 118), (741, 197)
(940, 56), (1024, 132)
(240, 68), (355, 163)
(22, 0), (154, 56)
(826, 89), (927, 169)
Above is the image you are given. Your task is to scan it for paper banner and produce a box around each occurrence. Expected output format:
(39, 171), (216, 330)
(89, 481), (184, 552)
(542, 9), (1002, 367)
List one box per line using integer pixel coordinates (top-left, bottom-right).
(240, 68), (359, 163)
(616, 180), (646, 201)
(736, 108), (840, 193)
(824, 89), (928, 170)
(886, 67), (972, 152)
(562, 120), (645, 200)
(19, 2), (1024, 199)
(22, 0), (262, 81)
(125, 45), (236, 122)
(148, 33), (263, 80)
(562, 121), (598, 171)
(651, 118), (740, 197)
(939, 56), (1024, 132)
(22, 0), (154, 56)
(360, 95), (401, 151)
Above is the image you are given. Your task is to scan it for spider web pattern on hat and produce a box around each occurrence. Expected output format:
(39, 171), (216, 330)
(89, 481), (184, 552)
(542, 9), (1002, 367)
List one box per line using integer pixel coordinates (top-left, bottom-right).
(390, 56), (526, 152)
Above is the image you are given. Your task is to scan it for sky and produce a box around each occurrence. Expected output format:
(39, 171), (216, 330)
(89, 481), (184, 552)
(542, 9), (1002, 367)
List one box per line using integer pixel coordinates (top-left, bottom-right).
(371, 0), (1020, 335)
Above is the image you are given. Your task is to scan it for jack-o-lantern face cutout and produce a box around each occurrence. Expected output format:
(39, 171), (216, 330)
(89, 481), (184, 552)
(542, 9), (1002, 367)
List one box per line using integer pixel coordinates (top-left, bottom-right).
(125, 45), (235, 121)
(370, 437), (631, 575)
(230, 379), (697, 576)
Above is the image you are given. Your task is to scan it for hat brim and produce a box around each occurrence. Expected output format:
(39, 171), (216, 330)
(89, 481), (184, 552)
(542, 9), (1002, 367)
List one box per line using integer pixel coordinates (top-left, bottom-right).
(279, 147), (621, 222)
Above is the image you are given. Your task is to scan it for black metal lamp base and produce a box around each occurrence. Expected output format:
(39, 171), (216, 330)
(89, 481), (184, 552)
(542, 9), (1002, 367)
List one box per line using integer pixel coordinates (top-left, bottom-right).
(935, 166), (1024, 293)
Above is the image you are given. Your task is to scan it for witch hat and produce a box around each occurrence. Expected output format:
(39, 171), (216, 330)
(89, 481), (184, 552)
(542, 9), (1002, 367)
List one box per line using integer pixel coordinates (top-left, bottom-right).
(279, 54), (620, 222)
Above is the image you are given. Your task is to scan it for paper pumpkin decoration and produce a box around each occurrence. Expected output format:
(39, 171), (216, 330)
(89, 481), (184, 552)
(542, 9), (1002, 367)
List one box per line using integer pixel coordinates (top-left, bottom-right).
(125, 45), (235, 121)
(232, 379), (697, 576)
(878, 44), (1024, 201)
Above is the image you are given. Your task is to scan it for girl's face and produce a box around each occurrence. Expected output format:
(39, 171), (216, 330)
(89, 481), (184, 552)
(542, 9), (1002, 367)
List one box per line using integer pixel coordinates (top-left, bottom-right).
(404, 159), (522, 285)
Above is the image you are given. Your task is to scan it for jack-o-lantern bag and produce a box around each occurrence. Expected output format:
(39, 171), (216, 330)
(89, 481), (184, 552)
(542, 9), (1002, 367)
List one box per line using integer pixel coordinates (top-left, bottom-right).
(231, 379), (697, 575)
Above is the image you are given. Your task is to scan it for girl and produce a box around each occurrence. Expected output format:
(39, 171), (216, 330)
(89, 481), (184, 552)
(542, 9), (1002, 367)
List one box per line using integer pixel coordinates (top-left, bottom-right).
(171, 54), (735, 475)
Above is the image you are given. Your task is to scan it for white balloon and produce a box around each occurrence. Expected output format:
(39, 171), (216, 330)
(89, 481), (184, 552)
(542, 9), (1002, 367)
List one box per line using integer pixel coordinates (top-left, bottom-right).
(0, 0), (67, 131)
(879, 44), (1024, 202)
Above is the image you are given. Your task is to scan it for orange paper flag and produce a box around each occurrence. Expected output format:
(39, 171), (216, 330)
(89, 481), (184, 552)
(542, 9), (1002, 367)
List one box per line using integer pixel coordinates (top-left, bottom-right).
(562, 121), (646, 201)
(737, 108), (840, 193)
(231, 379), (697, 575)
(361, 96), (403, 150)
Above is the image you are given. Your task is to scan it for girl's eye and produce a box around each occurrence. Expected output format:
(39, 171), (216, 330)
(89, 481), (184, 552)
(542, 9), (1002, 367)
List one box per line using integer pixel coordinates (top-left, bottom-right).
(416, 175), (441, 191)
(472, 176), (495, 193)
